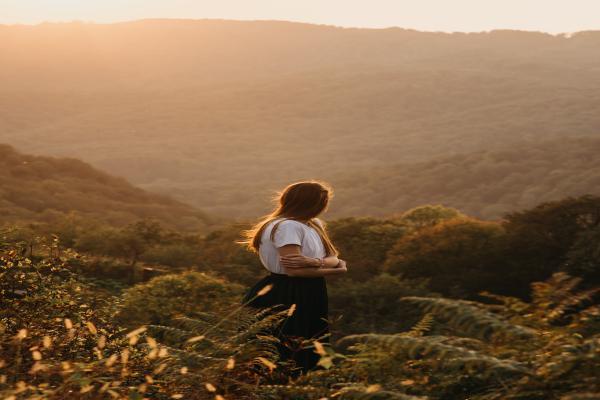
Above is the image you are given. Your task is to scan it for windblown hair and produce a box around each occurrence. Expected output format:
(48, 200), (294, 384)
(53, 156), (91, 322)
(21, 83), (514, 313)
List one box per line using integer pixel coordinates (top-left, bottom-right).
(239, 180), (339, 256)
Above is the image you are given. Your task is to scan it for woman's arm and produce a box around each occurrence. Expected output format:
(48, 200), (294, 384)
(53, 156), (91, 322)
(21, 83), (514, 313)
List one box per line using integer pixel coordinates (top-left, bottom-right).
(285, 260), (347, 278)
(277, 244), (344, 275)
(280, 253), (340, 269)
(278, 242), (339, 269)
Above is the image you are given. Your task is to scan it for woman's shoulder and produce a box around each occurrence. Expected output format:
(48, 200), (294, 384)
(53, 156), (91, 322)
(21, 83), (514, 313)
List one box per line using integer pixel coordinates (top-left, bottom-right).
(275, 218), (323, 229)
(266, 218), (305, 231)
(275, 218), (307, 229)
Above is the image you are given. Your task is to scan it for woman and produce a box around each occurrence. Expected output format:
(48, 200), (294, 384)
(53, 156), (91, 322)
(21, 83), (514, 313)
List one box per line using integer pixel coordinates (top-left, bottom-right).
(239, 180), (348, 376)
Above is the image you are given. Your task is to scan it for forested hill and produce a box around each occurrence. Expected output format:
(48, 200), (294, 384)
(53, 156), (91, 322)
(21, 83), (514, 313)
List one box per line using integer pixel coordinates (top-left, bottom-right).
(0, 144), (211, 231)
(1, 20), (599, 218)
(331, 137), (600, 219)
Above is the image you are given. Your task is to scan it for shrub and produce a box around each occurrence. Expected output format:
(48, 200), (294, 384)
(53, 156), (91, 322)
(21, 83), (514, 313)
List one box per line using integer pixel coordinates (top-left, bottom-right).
(328, 273), (433, 337)
(117, 271), (245, 326)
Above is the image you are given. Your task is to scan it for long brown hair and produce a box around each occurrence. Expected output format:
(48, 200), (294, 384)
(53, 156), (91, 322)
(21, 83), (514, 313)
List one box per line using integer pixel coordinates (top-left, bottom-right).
(238, 180), (339, 257)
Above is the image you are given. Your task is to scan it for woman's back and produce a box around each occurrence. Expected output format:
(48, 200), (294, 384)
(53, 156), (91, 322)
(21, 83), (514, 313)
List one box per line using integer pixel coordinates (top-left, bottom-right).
(258, 218), (327, 274)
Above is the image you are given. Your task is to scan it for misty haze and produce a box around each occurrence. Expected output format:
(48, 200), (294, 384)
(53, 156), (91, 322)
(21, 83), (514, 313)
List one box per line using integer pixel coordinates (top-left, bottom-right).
(2, 20), (599, 220)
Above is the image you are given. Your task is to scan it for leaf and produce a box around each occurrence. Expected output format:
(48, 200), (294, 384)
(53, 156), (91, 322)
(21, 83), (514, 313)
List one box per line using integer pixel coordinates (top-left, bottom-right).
(257, 284), (274, 297)
(257, 356), (277, 372)
(313, 340), (327, 356)
(317, 356), (333, 369)
(86, 321), (98, 335)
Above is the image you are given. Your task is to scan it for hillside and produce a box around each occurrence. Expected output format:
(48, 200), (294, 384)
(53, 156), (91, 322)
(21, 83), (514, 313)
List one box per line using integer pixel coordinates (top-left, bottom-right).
(1, 20), (599, 218)
(331, 137), (600, 219)
(0, 144), (211, 231)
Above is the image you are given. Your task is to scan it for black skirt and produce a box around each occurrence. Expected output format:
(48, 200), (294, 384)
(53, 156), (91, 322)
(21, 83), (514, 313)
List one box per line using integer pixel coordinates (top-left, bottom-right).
(241, 271), (329, 374)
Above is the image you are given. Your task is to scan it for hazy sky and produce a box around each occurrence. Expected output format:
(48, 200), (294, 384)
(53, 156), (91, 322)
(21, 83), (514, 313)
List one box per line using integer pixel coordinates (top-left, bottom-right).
(1, 0), (599, 33)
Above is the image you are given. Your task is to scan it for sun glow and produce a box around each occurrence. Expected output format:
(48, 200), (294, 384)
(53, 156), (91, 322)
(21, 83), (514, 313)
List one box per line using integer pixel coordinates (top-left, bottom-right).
(1, 0), (599, 33)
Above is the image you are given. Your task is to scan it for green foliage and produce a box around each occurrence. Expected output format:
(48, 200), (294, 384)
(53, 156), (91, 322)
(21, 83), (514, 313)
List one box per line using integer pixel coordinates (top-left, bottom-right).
(117, 271), (246, 326)
(501, 195), (600, 293)
(1, 193), (599, 399)
(0, 244), (289, 399)
(286, 274), (600, 400)
(394, 205), (465, 230)
(337, 333), (530, 377)
(0, 246), (113, 333)
(196, 223), (265, 286)
(72, 222), (122, 255)
(111, 220), (164, 267)
(143, 242), (201, 268)
(328, 273), (432, 336)
(381, 196), (600, 299)
(564, 224), (600, 285)
(399, 297), (536, 342)
(526, 273), (600, 335)
(407, 313), (435, 338)
(327, 217), (407, 280)
(384, 217), (506, 297)
(0, 239), (598, 400)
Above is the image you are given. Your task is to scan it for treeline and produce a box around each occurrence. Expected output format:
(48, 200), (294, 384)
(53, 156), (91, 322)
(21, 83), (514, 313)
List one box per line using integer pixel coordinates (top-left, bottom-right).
(203, 195), (600, 298)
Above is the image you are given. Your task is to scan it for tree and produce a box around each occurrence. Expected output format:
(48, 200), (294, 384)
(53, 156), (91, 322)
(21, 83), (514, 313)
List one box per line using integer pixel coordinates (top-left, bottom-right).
(501, 195), (600, 290)
(115, 219), (164, 268)
(563, 224), (600, 285)
(327, 217), (406, 280)
(197, 222), (265, 286)
(393, 205), (465, 230)
(384, 218), (507, 298)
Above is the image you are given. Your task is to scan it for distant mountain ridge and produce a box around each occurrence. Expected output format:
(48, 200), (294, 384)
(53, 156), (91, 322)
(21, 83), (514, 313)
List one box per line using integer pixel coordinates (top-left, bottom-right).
(1, 19), (599, 91)
(0, 144), (211, 231)
(0, 19), (599, 219)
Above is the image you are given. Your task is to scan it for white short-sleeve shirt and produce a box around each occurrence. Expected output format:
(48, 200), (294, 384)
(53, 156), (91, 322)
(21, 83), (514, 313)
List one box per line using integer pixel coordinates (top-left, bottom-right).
(258, 217), (327, 274)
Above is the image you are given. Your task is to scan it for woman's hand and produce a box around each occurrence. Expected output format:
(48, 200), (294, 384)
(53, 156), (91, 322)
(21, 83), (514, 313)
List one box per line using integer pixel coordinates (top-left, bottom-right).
(330, 259), (347, 275)
(279, 254), (319, 269)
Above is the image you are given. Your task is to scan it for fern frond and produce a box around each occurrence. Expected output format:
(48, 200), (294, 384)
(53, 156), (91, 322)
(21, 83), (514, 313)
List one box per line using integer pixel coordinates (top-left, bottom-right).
(531, 272), (582, 310)
(231, 334), (282, 363)
(230, 307), (291, 343)
(407, 313), (434, 337)
(478, 291), (530, 314)
(169, 316), (216, 333)
(336, 334), (530, 378)
(547, 288), (600, 324)
(147, 324), (194, 343)
(161, 344), (227, 368)
(400, 296), (536, 341)
(257, 383), (327, 399)
(232, 304), (287, 333)
(560, 393), (600, 400)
